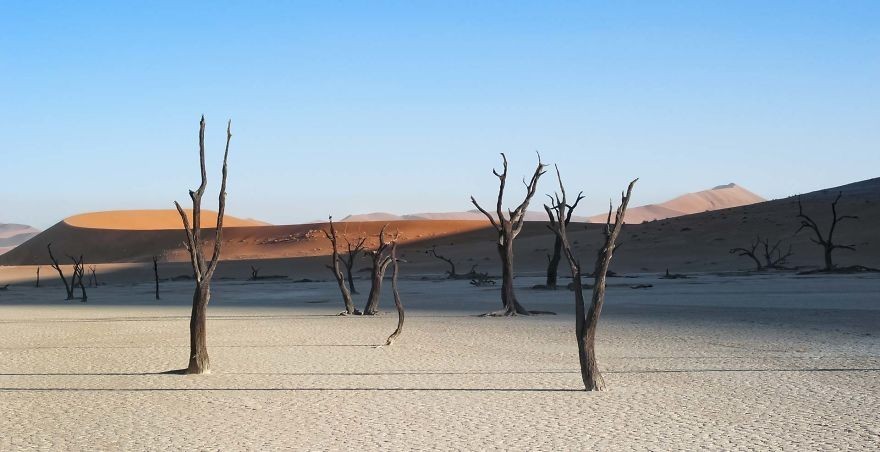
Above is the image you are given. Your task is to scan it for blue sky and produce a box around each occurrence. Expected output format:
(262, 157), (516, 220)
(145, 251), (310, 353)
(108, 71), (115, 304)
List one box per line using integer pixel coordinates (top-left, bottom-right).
(2, 1), (878, 228)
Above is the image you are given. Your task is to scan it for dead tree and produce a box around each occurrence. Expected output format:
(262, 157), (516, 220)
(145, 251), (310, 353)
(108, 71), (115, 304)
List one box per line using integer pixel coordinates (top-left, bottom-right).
(152, 256), (161, 300)
(47, 243), (74, 300)
(172, 116), (231, 374)
(758, 237), (793, 269)
(69, 255), (87, 302)
(384, 242), (405, 346)
(249, 266), (261, 281)
(340, 235), (367, 294)
(88, 265), (98, 287)
(470, 153), (547, 315)
(548, 166), (636, 391)
(35, 266), (40, 288)
(542, 190), (583, 289)
(363, 225), (395, 315)
(796, 193), (857, 271)
(323, 216), (358, 315)
(426, 245), (458, 278)
(729, 237), (763, 271)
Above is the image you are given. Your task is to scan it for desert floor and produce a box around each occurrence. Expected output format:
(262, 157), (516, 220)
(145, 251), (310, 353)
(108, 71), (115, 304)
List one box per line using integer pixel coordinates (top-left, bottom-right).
(0, 272), (878, 450)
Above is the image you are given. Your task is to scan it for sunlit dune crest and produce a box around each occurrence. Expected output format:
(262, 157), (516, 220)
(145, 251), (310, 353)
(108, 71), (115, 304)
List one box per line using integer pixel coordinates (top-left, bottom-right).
(64, 209), (271, 230)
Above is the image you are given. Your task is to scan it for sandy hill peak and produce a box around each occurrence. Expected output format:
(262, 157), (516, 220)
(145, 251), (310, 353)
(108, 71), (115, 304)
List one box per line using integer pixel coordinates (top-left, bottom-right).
(64, 209), (270, 230)
(0, 223), (41, 255)
(340, 212), (407, 222)
(589, 183), (765, 223)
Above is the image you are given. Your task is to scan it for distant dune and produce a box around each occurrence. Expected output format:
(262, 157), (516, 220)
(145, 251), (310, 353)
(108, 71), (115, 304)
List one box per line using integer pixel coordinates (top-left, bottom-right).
(340, 212), (408, 222)
(0, 223), (40, 255)
(64, 209), (271, 230)
(587, 183), (765, 223)
(342, 183), (765, 224)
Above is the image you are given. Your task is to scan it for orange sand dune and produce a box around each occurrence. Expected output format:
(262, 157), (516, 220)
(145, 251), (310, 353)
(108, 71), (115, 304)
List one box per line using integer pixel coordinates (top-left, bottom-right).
(64, 209), (270, 230)
(0, 219), (491, 265)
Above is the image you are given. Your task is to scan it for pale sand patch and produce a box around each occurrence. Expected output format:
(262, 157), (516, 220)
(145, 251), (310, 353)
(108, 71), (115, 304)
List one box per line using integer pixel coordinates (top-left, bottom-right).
(0, 274), (877, 450)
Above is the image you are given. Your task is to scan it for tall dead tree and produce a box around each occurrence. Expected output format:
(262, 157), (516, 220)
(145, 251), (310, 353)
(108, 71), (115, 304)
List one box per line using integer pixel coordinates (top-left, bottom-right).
(152, 256), (161, 300)
(384, 242), (405, 346)
(340, 235), (367, 294)
(547, 166), (636, 391)
(470, 153), (547, 316)
(542, 190), (583, 289)
(324, 216), (359, 315)
(173, 116), (231, 374)
(35, 266), (40, 288)
(796, 193), (857, 271)
(47, 243), (74, 300)
(363, 225), (395, 315)
(426, 245), (458, 278)
(729, 236), (763, 271)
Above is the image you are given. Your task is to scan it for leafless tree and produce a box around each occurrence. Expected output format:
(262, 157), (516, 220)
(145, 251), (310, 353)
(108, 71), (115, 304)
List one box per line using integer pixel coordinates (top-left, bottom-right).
(547, 166), (636, 391)
(362, 225), (395, 315)
(47, 243), (74, 300)
(796, 193), (857, 271)
(730, 237), (763, 271)
(35, 266), (40, 288)
(426, 245), (458, 278)
(384, 242), (405, 346)
(88, 265), (98, 287)
(542, 190), (583, 289)
(172, 116), (231, 374)
(324, 216), (359, 315)
(470, 153), (548, 316)
(249, 266), (261, 281)
(152, 256), (161, 300)
(340, 235), (367, 294)
(758, 237), (793, 269)
(69, 255), (87, 302)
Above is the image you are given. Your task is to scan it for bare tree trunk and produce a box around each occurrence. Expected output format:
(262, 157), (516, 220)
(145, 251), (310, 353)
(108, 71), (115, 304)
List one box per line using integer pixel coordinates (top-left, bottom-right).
(543, 191), (582, 289)
(35, 266), (40, 288)
(547, 165), (636, 391)
(364, 260), (391, 315)
(187, 283), (210, 373)
(78, 269), (88, 302)
(471, 153), (548, 316)
(173, 116), (232, 375)
(497, 240), (528, 315)
(71, 255), (87, 302)
(824, 246), (833, 271)
(569, 260), (603, 390)
(152, 256), (160, 300)
(384, 243), (405, 346)
(47, 243), (73, 299)
(89, 265), (98, 287)
(545, 235), (562, 289)
(324, 216), (358, 315)
(363, 226), (394, 315)
(341, 237), (366, 294)
(345, 265), (357, 294)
